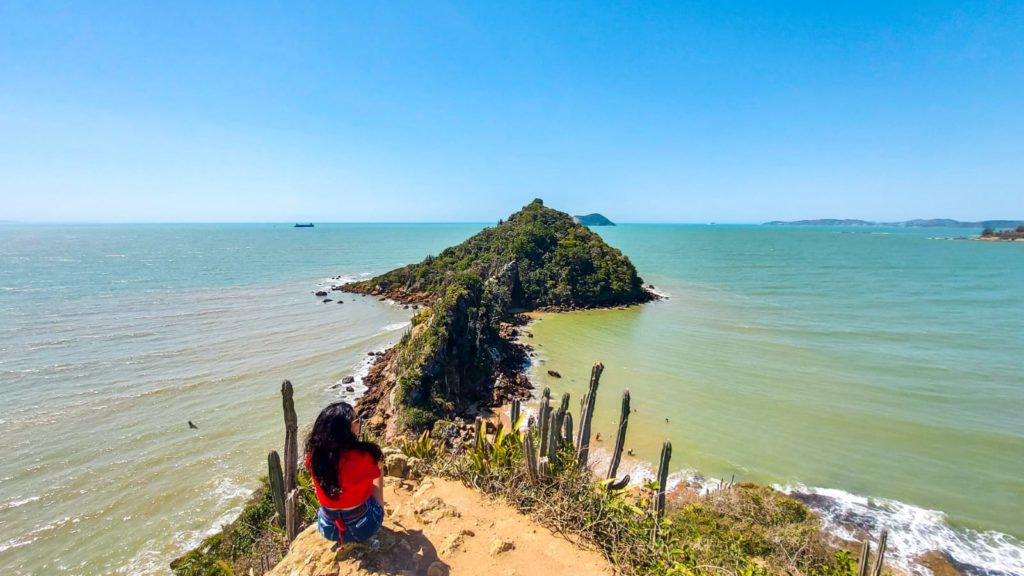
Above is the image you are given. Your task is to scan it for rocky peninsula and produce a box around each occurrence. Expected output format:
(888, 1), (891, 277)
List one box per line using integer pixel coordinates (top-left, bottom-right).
(339, 199), (655, 438)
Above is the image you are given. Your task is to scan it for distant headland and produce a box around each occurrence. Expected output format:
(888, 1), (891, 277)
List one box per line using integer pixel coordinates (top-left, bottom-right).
(573, 213), (615, 226)
(978, 226), (1024, 241)
(765, 218), (1024, 228)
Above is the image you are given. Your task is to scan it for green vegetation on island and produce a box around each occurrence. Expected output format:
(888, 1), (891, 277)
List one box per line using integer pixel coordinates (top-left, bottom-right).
(344, 199), (653, 433)
(980, 226), (1024, 241)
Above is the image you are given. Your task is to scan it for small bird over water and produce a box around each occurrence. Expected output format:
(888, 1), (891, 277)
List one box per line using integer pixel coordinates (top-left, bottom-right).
(188, 420), (199, 430)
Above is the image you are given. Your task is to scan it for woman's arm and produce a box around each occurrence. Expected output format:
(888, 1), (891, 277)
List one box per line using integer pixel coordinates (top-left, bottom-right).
(372, 462), (385, 507)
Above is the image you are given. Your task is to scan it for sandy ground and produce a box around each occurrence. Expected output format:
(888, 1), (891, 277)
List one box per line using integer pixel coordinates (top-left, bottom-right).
(268, 476), (613, 576)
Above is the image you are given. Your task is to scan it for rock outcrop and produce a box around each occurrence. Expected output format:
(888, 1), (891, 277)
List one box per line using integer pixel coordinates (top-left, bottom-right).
(266, 476), (612, 576)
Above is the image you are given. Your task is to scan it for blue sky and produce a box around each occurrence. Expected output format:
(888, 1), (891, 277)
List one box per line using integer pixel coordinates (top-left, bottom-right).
(1, 1), (1021, 223)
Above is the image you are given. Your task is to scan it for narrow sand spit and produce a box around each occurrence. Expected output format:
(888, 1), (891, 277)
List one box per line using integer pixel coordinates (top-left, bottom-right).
(268, 476), (612, 576)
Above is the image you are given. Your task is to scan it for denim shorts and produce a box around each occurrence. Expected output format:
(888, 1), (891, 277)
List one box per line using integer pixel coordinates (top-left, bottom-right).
(317, 498), (384, 544)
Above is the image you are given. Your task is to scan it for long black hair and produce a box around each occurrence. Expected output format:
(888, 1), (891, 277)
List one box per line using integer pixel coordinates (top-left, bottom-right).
(304, 401), (383, 498)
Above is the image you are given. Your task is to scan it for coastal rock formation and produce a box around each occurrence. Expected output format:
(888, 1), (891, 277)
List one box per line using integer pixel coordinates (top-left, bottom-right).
(342, 199), (655, 436)
(265, 477), (612, 576)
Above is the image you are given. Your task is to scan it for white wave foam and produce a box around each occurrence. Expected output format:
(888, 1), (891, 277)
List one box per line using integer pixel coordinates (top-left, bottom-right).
(0, 495), (41, 511)
(0, 535), (39, 553)
(647, 286), (672, 299)
(122, 480), (252, 576)
(383, 322), (410, 332)
(776, 484), (1024, 576)
(328, 346), (391, 403)
(212, 477), (252, 507)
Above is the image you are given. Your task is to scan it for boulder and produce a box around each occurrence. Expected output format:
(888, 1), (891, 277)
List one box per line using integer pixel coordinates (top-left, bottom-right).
(385, 453), (409, 478)
(439, 530), (475, 557)
(342, 376), (355, 384)
(314, 290), (327, 297)
(345, 386), (354, 392)
(322, 298), (333, 303)
(406, 457), (426, 479)
(489, 537), (516, 556)
(414, 496), (461, 524)
(547, 370), (562, 378)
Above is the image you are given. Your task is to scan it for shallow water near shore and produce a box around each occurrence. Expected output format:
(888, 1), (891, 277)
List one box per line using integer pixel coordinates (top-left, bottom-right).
(1, 223), (1022, 575)
(0, 223), (485, 575)
(525, 225), (1024, 575)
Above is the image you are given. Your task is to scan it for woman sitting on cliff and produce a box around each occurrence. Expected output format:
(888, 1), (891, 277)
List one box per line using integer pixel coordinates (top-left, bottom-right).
(304, 401), (385, 549)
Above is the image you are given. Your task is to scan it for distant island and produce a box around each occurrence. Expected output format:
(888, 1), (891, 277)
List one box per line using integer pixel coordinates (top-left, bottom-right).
(573, 213), (616, 226)
(980, 226), (1024, 241)
(765, 218), (1024, 228)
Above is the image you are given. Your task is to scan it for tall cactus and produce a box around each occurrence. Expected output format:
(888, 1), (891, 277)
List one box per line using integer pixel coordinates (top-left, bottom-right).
(510, 399), (521, 429)
(562, 412), (573, 447)
(281, 380), (298, 494)
(550, 393), (569, 459)
(268, 451), (286, 527)
(523, 425), (539, 483)
(656, 440), (672, 518)
(856, 540), (871, 576)
(538, 391), (552, 458)
(575, 362), (604, 468)
(871, 529), (888, 576)
(285, 489), (299, 541)
(547, 410), (561, 464)
(607, 390), (631, 480)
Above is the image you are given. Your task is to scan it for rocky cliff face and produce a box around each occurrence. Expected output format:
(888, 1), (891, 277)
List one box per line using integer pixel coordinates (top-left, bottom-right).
(343, 200), (654, 436)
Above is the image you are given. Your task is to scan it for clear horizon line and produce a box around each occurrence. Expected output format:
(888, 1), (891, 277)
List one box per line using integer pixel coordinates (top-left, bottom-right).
(1, 218), (1016, 226)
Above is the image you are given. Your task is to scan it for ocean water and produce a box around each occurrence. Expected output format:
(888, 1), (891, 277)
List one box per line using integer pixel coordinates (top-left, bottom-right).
(0, 223), (1021, 575)
(0, 223), (485, 575)
(526, 225), (1024, 575)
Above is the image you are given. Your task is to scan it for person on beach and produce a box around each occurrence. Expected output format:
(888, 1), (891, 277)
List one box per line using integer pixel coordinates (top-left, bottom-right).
(304, 401), (385, 550)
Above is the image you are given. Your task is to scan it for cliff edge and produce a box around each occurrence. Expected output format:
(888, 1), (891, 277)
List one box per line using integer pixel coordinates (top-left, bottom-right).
(268, 475), (611, 576)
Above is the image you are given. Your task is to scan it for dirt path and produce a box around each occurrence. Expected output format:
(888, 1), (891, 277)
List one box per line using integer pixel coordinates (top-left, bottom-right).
(268, 476), (613, 576)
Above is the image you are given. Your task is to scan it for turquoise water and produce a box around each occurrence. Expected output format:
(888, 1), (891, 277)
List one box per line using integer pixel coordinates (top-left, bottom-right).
(527, 225), (1023, 574)
(0, 224), (1021, 574)
(0, 223), (486, 575)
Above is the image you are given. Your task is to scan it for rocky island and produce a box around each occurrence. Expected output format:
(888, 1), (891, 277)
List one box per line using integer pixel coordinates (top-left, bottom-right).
(978, 226), (1024, 241)
(573, 213), (616, 226)
(341, 199), (654, 437)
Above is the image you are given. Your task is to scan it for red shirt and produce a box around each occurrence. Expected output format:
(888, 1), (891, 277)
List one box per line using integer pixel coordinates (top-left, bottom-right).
(305, 449), (381, 510)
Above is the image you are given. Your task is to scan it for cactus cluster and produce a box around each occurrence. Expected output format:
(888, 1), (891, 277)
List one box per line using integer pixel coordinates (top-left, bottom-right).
(520, 362), (638, 487)
(268, 380), (301, 542)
